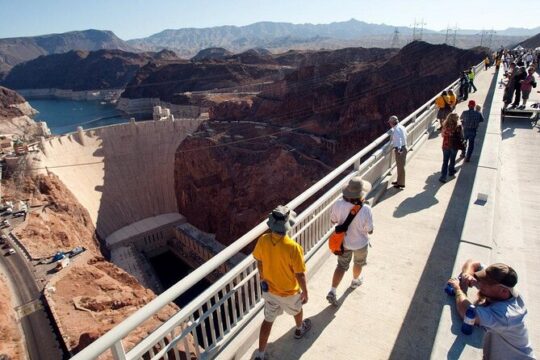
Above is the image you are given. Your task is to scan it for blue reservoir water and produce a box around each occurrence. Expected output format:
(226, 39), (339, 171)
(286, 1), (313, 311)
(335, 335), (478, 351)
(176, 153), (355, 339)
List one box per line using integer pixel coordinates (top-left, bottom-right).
(28, 99), (129, 135)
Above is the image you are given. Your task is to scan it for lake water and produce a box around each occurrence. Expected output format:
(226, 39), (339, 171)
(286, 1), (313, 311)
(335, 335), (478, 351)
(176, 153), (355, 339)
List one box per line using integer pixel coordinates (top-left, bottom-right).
(28, 99), (130, 135)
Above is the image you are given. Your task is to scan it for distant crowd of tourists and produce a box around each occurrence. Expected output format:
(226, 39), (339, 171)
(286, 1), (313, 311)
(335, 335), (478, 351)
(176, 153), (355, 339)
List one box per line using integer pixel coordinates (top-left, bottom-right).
(251, 46), (537, 360)
(498, 48), (539, 110)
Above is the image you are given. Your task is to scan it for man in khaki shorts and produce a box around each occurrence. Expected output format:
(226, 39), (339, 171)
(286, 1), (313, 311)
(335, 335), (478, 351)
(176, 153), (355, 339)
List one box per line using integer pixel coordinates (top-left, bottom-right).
(253, 205), (311, 360)
(327, 177), (374, 306)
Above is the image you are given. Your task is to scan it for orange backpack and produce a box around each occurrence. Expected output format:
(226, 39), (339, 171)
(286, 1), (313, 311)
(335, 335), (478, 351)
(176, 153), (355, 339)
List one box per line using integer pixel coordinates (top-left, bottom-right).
(328, 204), (361, 255)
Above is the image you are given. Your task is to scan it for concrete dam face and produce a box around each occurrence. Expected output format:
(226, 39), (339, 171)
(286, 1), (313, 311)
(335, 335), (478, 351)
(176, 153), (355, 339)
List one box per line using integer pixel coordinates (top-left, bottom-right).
(34, 119), (203, 241)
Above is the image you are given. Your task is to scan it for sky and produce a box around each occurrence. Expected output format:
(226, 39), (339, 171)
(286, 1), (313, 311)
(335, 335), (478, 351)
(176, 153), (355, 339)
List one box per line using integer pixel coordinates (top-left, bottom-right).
(1, 0), (539, 40)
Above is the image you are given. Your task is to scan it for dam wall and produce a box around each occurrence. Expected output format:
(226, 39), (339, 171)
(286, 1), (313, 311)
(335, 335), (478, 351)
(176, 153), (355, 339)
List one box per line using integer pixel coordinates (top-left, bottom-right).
(34, 118), (204, 240)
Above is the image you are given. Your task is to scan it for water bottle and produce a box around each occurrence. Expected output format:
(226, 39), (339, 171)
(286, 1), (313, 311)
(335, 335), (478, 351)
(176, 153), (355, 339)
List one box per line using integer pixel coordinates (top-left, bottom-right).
(260, 280), (269, 292)
(444, 276), (461, 296)
(461, 305), (476, 335)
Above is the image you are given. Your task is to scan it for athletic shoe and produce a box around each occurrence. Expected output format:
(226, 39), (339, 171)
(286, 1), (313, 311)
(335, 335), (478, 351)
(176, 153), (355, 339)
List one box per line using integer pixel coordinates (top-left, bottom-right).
(294, 319), (312, 339)
(326, 291), (339, 306)
(350, 278), (363, 289)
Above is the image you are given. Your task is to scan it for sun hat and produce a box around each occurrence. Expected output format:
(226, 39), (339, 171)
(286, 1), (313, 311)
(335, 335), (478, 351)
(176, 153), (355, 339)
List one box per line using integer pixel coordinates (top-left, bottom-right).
(267, 205), (297, 235)
(342, 176), (371, 199)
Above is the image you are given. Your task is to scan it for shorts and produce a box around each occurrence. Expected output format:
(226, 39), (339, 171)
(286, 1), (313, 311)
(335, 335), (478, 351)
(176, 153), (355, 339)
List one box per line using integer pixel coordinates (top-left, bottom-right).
(262, 291), (302, 322)
(522, 90), (531, 101)
(337, 245), (368, 271)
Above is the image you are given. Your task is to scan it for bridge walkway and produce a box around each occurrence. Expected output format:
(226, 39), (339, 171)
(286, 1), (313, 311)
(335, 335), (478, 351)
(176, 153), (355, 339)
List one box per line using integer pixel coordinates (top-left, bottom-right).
(237, 67), (539, 359)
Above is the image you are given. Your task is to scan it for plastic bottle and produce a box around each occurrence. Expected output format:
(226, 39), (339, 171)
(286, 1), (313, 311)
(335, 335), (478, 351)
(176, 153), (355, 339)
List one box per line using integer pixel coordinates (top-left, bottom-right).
(444, 276), (461, 296)
(260, 280), (269, 292)
(461, 305), (476, 335)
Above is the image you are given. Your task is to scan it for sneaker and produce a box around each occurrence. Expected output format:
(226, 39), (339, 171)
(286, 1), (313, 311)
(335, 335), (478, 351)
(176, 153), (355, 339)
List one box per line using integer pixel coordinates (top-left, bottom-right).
(294, 319), (312, 339)
(350, 278), (363, 289)
(326, 291), (339, 306)
(439, 177), (447, 183)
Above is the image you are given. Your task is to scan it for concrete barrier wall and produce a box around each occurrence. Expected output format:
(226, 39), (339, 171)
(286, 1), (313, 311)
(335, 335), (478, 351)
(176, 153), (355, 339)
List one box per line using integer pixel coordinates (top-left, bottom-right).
(35, 118), (203, 239)
(117, 97), (206, 118)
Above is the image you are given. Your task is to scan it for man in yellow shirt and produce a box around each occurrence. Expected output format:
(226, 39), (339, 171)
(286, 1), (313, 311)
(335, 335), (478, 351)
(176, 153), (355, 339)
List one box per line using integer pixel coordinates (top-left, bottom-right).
(253, 205), (310, 360)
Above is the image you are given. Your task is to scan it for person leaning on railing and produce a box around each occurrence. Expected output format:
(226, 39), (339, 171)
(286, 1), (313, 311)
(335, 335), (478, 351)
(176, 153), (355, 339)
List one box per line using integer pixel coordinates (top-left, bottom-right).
(252, 205), (311, 360)
(447, 260), (535, 360)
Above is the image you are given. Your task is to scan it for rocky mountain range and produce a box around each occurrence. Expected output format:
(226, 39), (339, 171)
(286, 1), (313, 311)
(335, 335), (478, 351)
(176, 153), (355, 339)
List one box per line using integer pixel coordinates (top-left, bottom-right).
(0, 29), (135, 78)
(1, 49), (177, 91)
(171, 41), (488, 244)
(127, 19), (530, 57)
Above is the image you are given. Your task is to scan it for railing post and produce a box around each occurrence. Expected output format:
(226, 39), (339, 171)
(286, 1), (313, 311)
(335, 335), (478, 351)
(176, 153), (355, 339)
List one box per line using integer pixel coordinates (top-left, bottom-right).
(354, 159), (360, 171)
(111, 341), (127, 360)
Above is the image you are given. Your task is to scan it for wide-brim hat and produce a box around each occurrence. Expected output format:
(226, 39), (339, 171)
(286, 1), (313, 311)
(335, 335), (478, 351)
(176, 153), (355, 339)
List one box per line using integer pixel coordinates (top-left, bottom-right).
(267, 205), (297, 234)
(475, 263), (518, 297)
(342, 177), (371, 199)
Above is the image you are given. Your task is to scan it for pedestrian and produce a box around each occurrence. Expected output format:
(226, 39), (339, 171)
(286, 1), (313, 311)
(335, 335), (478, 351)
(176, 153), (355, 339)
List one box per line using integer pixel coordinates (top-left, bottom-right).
(503, 63), (517, 110)
(484, 56), (490, 70)
(326, 177), (373, 306)
(511, 66), (527, 109)
(447, 89), (457, 110)
(253, 205), (311, 360)
(468, 68), (478, 93)
(447, 260), (535, 360)
(459, 71), (470, 101)
(388, 115), (408, 189)
(519, 67), (537, 109)
(460, 100), (484, 162)
(435, 91), (452, 129)
(439, 113), (463, 183)
(495, 57), (502, 72)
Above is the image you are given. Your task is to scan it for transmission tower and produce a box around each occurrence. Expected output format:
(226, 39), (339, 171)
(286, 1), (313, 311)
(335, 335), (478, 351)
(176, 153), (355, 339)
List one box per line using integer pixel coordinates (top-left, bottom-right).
(411, 19), (427, 41)
(452, 25), (458, 47)
(487, 30), (495, 49)
(444, 26), (451, 44)
(480, 30), (485, 47)
(391, 28), (400, 48)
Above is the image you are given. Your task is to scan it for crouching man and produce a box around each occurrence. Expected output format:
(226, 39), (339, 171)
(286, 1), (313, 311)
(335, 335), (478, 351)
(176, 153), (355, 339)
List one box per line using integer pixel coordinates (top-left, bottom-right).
(253, 205), (311, 360)
(447, 259), (535, 359)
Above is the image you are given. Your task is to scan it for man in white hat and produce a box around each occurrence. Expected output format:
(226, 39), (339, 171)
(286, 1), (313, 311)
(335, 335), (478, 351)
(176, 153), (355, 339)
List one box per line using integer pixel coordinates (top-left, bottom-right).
(253, 205), (311, 360)
(326, 177), (374, 306)
(388, 115), (408, 189)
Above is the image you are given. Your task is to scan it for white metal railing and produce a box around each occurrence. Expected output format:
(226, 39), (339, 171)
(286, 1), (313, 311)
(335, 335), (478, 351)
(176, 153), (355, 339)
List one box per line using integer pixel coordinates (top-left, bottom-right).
(71, 61), (484, 360)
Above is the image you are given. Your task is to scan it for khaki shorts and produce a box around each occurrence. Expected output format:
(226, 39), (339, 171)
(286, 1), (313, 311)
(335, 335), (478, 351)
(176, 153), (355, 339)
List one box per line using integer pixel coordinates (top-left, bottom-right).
(337, 245), (368, 271)
(262, 291), (302, 322)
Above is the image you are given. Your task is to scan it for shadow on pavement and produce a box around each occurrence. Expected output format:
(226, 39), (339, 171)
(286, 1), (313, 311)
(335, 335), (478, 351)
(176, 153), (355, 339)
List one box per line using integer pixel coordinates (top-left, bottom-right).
(392, 173), (442, 218)
(259, 288), (354, 360)
(387, 70), (498, 359)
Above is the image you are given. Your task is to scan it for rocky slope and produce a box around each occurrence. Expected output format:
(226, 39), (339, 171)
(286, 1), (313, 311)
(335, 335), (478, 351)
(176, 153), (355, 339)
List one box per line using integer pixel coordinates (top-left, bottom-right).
(121, 59), (285, 103)
(0, 29), (136, 78)
(519, 32), (540, 48)
(0, 274), (24, 360)
(174, 42), (488, 244)
(0, 86), (39, 138)
(2, 173), (196, 357)
(48, 254), (193, 358)
(12, 174), (101, 259)
(2, 49), (177, 91)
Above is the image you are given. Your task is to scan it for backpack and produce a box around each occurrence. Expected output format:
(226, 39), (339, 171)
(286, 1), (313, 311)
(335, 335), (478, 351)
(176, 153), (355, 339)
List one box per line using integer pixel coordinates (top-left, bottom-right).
(328, 204), (361, 255)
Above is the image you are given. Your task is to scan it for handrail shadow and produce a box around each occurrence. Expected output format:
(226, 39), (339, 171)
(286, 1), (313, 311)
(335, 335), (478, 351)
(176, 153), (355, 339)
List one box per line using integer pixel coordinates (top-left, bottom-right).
(387, 71), (499, 359)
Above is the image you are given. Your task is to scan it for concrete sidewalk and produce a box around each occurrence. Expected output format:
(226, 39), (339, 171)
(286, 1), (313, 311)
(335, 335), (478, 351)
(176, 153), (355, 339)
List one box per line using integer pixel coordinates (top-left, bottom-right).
(240, 68), (499, 360)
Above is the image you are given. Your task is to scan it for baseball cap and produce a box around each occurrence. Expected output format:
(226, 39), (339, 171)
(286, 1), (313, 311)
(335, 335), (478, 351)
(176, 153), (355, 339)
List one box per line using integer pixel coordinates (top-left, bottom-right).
(468, 100), (476, 107)
(475, 263), (518, 296)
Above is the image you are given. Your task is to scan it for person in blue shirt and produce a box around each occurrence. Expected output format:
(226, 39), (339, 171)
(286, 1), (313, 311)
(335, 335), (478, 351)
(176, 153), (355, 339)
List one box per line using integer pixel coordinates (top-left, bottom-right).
(447, 260), (535, 360)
